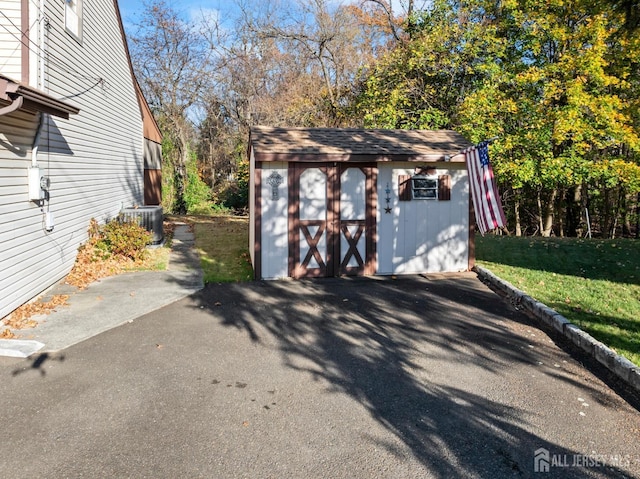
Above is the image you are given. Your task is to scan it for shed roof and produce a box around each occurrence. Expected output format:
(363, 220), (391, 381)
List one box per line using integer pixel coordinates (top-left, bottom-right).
(250, 126), (473, 163)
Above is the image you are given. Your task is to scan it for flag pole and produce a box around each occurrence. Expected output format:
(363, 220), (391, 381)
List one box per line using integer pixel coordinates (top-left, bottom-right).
(448, 136), (499, 160)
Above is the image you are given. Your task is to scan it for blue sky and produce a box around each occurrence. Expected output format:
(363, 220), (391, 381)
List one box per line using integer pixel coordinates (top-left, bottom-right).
(117, 0), (425, 30)
(117, 0), (427, 39)
(118, 0), (227, 36)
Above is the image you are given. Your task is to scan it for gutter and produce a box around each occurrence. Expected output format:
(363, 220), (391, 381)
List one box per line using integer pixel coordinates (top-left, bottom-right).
(0, 75), (80, 119)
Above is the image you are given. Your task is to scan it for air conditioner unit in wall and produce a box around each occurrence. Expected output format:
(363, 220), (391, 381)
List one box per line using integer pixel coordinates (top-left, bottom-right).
(120, 205), (164, 245)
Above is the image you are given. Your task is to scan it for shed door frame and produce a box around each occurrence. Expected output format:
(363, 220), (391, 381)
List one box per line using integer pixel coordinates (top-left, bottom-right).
(288, 162), (377, 278)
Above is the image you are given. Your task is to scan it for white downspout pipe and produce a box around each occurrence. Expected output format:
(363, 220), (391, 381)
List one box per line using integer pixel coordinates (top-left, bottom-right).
(32, 112), (45, 167)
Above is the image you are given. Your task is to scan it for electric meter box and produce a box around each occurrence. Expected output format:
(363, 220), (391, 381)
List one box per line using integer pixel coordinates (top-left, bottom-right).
(28, 167), (48, 201)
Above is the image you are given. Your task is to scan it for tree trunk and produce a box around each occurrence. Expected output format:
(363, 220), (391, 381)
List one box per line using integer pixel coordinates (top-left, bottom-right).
(172, 129), (189, 215)
(542, 188), (557, 237)
(558, 188), (565, 237)
(514, 194), (522, 237)
(636, 192), (640, 239)
(565, 185), (582, 237)
(602, 188), (612, 238)
(173, 153), (188, 215)
(536, 190), (544, 235)
(610, 188), (625, 239)
(622, 191), (632, 236)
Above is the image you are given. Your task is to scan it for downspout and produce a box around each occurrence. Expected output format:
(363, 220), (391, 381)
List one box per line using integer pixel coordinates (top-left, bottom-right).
(0, 96), (24, 116)
(32, 111), (45, 167)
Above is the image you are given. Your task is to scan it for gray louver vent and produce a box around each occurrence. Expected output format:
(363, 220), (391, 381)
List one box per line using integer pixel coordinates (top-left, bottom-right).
(120, 206), (164, 245)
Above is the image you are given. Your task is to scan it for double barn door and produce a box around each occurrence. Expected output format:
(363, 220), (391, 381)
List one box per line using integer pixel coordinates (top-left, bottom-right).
(289, 163), (377, 278)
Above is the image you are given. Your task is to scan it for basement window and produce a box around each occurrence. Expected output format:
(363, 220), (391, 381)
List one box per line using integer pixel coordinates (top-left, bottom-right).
(411, 175), (438, 200)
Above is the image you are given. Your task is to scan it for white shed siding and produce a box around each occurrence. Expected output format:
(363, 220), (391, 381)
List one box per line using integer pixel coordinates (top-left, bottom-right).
(377, 163), (469, 275)
(260, 162), (288, 279)
(0, 1), (22, 79)
(0, 0), (144, 319)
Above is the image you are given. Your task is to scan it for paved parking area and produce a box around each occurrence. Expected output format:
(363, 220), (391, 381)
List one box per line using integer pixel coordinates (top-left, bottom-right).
(1, 274), (639, 478)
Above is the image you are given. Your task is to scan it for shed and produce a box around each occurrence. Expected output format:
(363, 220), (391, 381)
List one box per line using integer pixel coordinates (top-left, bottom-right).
(248, 126), (475, 280)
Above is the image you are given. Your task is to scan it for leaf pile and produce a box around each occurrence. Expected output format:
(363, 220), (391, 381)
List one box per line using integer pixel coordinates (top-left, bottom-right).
(2, 294), (70, 333)
(64, 243), (127, 289)
(65, 218), (157, 289)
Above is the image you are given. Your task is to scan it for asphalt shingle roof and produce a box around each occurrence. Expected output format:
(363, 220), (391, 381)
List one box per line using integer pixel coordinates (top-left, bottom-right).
(250, 126), (472, 162)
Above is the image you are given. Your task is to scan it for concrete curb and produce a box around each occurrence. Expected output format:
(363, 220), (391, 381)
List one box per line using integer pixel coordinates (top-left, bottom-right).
(474, 265), (640, 393)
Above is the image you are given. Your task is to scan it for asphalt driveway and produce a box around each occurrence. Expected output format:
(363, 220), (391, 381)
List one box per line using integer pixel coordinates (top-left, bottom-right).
(1, 274), (639, 478)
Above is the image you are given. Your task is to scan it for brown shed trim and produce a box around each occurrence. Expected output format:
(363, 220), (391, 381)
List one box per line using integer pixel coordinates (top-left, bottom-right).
(468, 199), (476, 270)
(364, 165), (378, 275)
(287, 165), (297, 278)
(438, 174), (451, 201)
(398, 174), (412, 201)
(253, 162), (262, 280)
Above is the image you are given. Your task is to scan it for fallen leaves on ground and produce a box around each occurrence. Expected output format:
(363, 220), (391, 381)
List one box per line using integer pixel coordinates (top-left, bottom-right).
(2, 294), (69, 330)
(1, 329), (17, 339)
(2, 221), (174, 330)
(65, 220), (174, 290)
(64, 243), (127, 289)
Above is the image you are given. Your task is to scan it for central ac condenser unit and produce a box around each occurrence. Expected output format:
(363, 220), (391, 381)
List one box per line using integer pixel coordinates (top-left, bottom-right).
(120, 206), (164, 245)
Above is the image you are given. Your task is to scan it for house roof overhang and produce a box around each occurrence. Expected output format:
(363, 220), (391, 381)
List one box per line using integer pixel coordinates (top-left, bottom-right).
(0, 75), (80, 119)
(250, 126), (473, 163)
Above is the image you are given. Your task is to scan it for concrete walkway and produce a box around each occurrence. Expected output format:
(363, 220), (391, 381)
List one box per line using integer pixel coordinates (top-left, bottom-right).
(0, 223), (203, 356)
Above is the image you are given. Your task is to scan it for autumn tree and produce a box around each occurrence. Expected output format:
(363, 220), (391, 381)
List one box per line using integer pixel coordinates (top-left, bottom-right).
(237, 0), (374, 126)
(130, 1), (214, 214)
(354, 0), (503, 129)
(355, 0), (640, 237)
(459, 0), (640, 237)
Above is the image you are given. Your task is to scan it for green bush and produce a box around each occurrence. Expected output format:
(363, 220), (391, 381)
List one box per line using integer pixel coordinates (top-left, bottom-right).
(98, 217), (152, 261)
(185, 153), (212, 214)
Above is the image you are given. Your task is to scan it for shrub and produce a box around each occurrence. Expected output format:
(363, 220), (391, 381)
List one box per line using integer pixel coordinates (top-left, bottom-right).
(99, 217), (152, 261)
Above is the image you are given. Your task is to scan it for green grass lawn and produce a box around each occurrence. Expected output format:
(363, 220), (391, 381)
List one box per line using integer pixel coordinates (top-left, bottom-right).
(476, 235), (640, 366)
(188, 215), (253, 283)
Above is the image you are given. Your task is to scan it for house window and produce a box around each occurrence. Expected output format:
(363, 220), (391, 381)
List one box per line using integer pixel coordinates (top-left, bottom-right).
(65, 0), (82, 41)
(411, 175), (438, 200)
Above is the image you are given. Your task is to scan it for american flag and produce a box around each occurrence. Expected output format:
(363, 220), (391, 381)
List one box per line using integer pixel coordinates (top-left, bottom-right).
(465, 141), (506, 235)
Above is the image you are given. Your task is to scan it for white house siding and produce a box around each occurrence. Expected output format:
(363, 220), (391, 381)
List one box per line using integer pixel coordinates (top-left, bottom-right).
(0, 0), (144, 319)
(377, 162), (469, 275)
(0, 1), (22, 80)
(259, 162), (288, 279)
